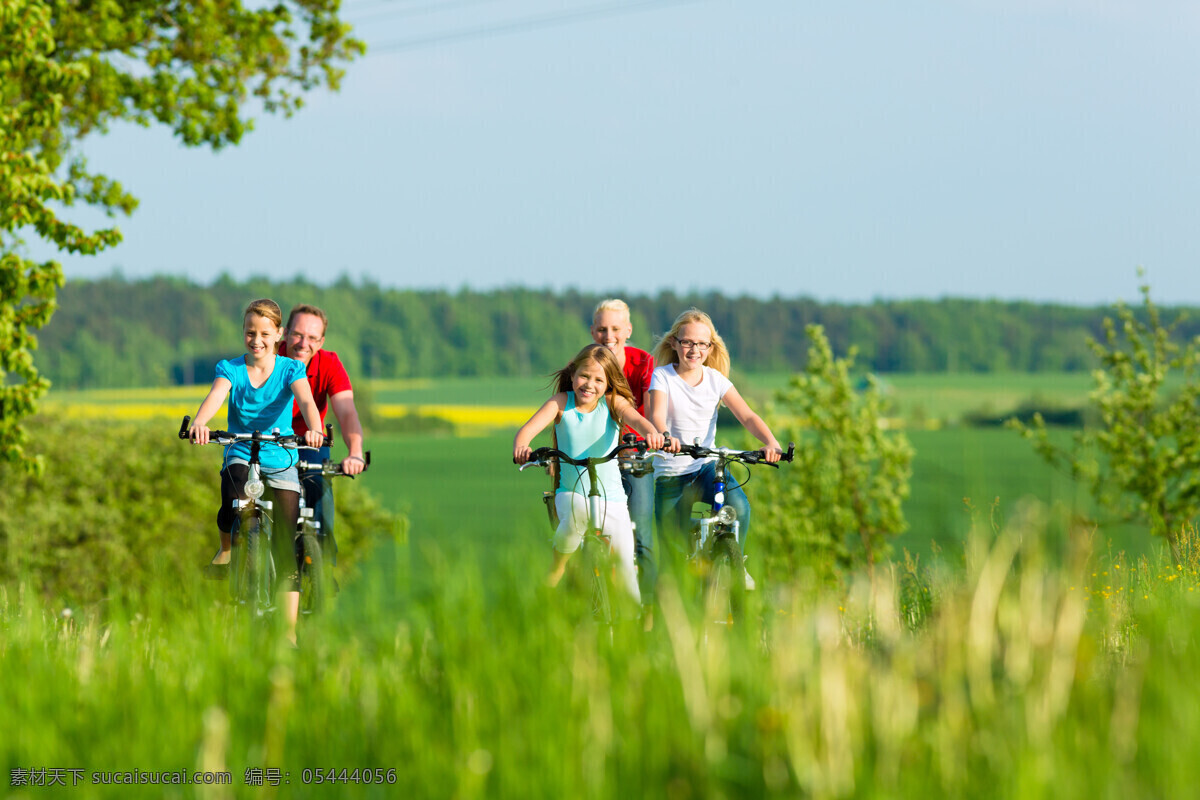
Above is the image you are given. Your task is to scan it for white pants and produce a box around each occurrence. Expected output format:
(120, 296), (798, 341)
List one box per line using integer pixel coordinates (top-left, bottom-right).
(553, 492), (640, 603)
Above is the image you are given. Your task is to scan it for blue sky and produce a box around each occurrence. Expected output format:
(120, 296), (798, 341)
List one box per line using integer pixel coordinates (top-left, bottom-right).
(33, 0), (1200, 304)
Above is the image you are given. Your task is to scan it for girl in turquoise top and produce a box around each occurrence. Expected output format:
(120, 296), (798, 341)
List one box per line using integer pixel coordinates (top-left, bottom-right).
(514, 344), (664, 598)
(188, 298), (324, 644)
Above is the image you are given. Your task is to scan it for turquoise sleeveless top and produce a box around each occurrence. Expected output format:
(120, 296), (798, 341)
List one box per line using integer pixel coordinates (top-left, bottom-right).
(555, 392), (623, 500)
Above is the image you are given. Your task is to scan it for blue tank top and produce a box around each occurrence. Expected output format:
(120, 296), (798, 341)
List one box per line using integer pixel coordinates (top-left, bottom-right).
(555, 392), (622, 500)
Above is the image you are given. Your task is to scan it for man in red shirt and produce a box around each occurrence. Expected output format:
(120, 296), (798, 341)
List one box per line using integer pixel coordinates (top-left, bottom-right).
(590, 299), (657, 608)
(279, 304), (367, 559)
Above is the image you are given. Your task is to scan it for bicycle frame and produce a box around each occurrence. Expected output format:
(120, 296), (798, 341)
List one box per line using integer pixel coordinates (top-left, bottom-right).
(519, 436), (657, 626)
(673, 440), (795, 624)
(179, 415), (329, 614)
(697, 455), (740, 556)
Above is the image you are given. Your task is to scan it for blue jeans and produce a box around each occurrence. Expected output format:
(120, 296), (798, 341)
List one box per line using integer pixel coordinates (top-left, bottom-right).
(299, 446), (337, 565)
(622, 467), (656, 605)
(654, 462), (751, 563)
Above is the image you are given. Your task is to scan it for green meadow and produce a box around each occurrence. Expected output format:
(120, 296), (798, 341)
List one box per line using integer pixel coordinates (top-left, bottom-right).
(2, 371), (1185, 798)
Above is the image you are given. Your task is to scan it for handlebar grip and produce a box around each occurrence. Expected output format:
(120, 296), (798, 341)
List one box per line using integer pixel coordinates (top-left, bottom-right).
(784, 442), (795, 462)
(179, 416), (191, 440)
(324, 424), (333, 447)
(365, 451), (371, 467)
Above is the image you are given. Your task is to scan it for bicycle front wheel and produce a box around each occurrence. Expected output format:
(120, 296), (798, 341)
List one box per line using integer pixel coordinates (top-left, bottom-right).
(231, 512), (275, 615)
(704, 532), (745, 626)
(583, 535), (614, 629)
(298, 527), (325, 616)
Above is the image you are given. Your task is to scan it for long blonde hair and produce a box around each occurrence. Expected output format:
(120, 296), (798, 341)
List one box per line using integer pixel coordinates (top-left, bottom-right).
(551, 344), (635, 425)
(653, 309), (731, 377)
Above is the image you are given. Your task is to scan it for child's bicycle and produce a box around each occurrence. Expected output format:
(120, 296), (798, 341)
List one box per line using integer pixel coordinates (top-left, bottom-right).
(294, 451), (371, 615)
(179, 415), (329, 616)
(675, 440), (795, 626)
(518, 435), (660, 630)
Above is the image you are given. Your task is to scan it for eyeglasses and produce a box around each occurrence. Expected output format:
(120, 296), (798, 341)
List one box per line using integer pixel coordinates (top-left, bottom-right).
(676, 339), (712, 352)
(290, 333), (324, 344)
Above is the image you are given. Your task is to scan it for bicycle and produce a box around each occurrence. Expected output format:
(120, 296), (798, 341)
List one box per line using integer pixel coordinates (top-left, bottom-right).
(179, 415), (328, 616)
(674, 440), (795, 626)
(518, 435), (660, 630)
(294, 451), (371, 615)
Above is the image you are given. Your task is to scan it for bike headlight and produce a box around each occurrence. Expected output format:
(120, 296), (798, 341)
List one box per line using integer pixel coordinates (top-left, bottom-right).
(716, 505), (738, 525)
(245, 478), (265, 499)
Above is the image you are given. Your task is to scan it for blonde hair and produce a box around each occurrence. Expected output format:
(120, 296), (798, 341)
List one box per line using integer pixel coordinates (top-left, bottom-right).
(592, 298), (631, 324)
(653, 309), (731, 377)
(552, 344), (635, 426)
(243, 298), (283, 329)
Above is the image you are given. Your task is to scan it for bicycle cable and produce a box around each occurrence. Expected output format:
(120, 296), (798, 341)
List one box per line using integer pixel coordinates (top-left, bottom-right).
(726, 460), (754, 493)
(563, 462), (612, 533)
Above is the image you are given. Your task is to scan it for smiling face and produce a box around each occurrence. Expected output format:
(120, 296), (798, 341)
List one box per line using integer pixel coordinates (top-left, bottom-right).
(286, 312), (326, 366)
(243, 312), (282, 361)
(572, 358), (610, 409)
(591, 309), (632, 355)
(672, 321), (714, 370)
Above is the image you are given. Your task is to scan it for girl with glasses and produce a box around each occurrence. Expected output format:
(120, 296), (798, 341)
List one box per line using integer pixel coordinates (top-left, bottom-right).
(647, 309), (784, 591)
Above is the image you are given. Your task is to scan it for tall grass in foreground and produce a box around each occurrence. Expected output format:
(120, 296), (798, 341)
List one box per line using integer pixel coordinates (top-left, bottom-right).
(4, 510), (1200, 799)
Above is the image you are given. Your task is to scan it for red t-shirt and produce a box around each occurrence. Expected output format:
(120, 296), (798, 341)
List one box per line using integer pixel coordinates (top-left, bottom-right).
(278, 344), (353, 435)
(622, 346), (655, 438)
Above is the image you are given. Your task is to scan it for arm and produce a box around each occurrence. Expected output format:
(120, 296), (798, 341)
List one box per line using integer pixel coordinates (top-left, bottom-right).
(612, 396), (664, 450)
(646, 389), (679, 453)
(513, 394), (566, 464)
(188, 378), (232, 445)
(329, 390), (366, 475)
(722, 385), (783, 463)
(291, 378), (326, 449)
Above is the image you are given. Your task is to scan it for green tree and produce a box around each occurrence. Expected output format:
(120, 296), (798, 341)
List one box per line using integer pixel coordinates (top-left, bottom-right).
(755, 324), (913, 581)
(1012, 280), (1200, 560)
(0, 0), (362, 470)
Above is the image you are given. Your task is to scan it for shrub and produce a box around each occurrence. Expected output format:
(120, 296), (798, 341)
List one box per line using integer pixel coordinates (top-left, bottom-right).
(0, 416), (404, 608)
(754, 325), (913, 583)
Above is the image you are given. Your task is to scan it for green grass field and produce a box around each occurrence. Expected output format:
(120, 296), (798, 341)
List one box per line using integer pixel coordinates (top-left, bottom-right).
(41, 372), (1148, 562)
(361, 427), (1151, 573)
(4, 375), (1197, 797)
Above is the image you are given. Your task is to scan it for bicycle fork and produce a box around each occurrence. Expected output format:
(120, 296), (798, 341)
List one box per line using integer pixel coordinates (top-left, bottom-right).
(698, 460), (739, 553)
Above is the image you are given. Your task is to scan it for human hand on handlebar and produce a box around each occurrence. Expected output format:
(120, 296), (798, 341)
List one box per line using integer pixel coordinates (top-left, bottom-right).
(341, 455), (367, 476)
(189, 423), (212, 446)
(761, 441), (784, 464)
(303, 429), (325, 449)
(644, 431), (665, 451)
(662, 433), (680, 454)
(513, 444), (533, 465)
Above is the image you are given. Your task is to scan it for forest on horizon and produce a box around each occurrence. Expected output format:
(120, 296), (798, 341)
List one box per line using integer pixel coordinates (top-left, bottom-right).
(37, 274), (1200, 389)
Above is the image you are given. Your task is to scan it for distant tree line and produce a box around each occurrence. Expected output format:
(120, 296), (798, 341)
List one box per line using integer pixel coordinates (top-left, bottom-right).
(35, 274), (1200, 389)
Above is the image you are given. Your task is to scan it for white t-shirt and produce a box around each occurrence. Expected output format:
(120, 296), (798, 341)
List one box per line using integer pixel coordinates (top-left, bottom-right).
(649, 364), (733, 477)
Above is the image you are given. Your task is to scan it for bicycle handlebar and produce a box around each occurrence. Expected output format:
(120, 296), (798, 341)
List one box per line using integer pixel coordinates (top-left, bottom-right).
(675, 440), (796, 468)
(516, 438), (647, 471)
(179, 415), (332, 448)
(297, 451), (372, 477)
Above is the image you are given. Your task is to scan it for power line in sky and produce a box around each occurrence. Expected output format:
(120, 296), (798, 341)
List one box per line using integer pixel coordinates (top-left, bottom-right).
(364, 0), (711, 55)
(346, 0), (503, 25)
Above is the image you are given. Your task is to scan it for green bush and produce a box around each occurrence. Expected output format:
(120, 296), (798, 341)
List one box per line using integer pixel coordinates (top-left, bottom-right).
(0, 417), (404, 608)
(755, 325), (913, 583)
(1012, 280), (1200, 560)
